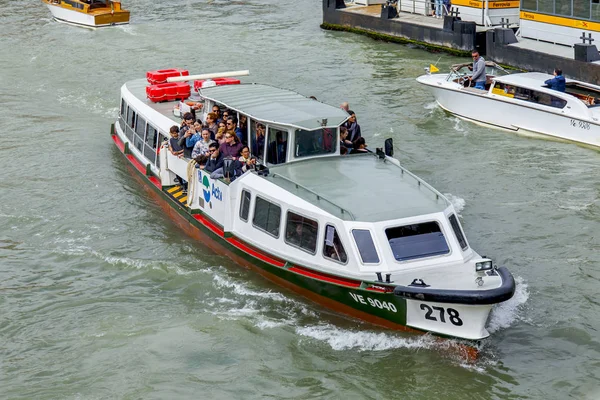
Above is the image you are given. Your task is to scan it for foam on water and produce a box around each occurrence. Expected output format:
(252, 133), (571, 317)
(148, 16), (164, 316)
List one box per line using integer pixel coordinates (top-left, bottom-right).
(296, 324), (437, 352)
(487, 276), (529, 333)
(444, 193), (466, 216)
(212, 274), (288, 302)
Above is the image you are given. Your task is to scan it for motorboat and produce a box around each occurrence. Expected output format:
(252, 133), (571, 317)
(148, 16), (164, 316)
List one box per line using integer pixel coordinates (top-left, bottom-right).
(417, 62), (600, 148)
(42, 0), (130, 28)
(111, 69), (515, 341)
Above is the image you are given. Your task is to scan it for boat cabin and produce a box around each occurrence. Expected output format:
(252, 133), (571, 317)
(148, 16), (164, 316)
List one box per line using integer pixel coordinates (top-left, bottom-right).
(197, 83), (350, 166)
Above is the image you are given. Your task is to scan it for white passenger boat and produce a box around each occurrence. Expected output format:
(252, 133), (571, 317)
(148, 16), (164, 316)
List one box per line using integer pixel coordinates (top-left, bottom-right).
(417, 63), (600, 149)
(111, 69), (515, 342)
(42, 0), (130, 28)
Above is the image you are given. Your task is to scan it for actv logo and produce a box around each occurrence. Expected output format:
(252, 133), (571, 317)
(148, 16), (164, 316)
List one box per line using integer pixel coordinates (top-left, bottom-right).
(202, 174), (223, 203)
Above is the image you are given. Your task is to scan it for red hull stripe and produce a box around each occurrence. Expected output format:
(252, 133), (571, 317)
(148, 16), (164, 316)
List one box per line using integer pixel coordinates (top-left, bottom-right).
(149, 176), (162, 189)
(289, 266), (361, 288)
(193, 214), (224, 237)
(227, 237), (286, 267)
(112, 134), (125, 152)
(126, 154), (147, 175)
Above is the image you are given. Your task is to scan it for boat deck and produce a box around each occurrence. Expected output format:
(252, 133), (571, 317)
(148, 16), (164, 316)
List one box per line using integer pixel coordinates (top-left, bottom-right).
(126, 79), (185, 125)
(266, 154), (449, 222)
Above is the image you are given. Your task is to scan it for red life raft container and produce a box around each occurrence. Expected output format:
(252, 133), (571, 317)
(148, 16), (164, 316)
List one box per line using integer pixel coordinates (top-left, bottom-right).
(146, 82), (191, 103)
(193, 77), (241, 91)
(146, 69), (189, 85)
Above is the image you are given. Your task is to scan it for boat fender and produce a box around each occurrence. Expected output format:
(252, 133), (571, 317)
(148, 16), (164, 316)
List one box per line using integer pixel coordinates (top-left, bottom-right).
(384, 138), (394, 157)
(409, 278), (430, 287)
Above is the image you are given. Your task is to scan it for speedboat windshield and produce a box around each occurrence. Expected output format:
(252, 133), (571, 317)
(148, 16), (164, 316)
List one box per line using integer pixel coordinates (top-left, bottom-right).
(446, 61), (509, 82)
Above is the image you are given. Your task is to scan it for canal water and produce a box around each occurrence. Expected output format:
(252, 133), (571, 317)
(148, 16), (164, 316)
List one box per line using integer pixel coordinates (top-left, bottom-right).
(1, 1), (599, 398)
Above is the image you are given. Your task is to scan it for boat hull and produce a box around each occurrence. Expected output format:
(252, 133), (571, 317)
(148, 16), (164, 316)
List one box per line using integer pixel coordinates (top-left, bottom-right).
(45, 2), (129, 28)
(419, 78), (600, 149)
(111, 123), (501, 341)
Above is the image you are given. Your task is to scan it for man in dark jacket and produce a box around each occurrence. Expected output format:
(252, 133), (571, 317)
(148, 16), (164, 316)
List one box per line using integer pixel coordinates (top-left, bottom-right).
(545, 68), (566, 92)
(204, 142), (224, 173)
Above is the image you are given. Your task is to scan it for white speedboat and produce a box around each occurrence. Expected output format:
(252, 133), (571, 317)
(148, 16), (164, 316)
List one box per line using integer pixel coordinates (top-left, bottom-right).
(111, 69), (515, 342)
(42, 0), (130, 28)
(417, 63), (600, 149)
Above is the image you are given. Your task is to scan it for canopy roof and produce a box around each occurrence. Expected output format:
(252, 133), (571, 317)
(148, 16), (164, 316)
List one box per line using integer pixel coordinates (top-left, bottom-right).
(265, 154), (450, 222)
(199, 83), (349, 131)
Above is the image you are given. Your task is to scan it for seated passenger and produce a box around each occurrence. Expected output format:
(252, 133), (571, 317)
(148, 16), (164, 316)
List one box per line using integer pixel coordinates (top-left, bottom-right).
(205, 112), (219, 140)
(267, 132), (287, 164)
(191, 129), (215, 158)
(205, 142), (224, 173)
(253, 123), (266, 158)
(219, 132), (244, 159)
(238, 146), (258, 171)
(350, 137), (369, 154)
(544, 68), (566, 92)
(339, 126), (353, 152)
(216, 122), (227, 144)
(345, 111), (362, 142)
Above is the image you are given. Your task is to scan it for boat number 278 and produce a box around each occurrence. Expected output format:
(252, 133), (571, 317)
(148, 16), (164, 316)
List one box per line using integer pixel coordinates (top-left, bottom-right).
(570, 119), (590, 130)
(420, 304), (463, 326)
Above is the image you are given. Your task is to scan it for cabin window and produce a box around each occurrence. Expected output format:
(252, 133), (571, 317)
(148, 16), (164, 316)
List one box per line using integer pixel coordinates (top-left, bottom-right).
(448, 214), (468, 250)
(120, 98), (126, 117)
(239, 190), (251, 222)
(352, 229), (380, 264)
(266, 127), (288, 165)
(285, 212), (318, 254)
(252, 196), (281, 238)
(294, 128), (336, 158)
(323, 225), (348, 264)
(143, 124), (158, 164)
(250, 120), (266, 160)
(385, 222), (450, 261)
(514, 86), (567, 109)
(134, 117), (146, 151)
(126, 106), (136, 128)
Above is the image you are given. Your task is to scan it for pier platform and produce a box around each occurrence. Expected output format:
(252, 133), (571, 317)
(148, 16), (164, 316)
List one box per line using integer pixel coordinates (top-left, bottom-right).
(322, 0), (600, 82)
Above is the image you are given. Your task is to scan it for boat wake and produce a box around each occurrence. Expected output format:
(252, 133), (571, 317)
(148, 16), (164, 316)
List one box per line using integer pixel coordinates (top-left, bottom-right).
(487, 276), (529, 333)
(116, 24), (138, 36)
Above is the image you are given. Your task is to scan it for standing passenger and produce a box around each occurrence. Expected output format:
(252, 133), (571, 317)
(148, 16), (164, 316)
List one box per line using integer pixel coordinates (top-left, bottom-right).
(469, 50), (487, 90)
(345, 111), (362, 142)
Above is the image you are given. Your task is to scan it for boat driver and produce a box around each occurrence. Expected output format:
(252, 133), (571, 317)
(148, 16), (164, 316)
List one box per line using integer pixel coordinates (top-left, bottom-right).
(468, 50), (487, 90)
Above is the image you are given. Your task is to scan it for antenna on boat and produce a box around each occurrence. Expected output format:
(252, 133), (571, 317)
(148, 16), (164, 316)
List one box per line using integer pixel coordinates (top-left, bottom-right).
(166, 70), (250, 83)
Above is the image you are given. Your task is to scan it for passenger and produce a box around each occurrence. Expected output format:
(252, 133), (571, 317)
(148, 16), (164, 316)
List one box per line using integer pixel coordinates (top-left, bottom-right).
(222, 110), (230, 123)
(205, 112), (219, 140)
(194, 154), (209, 170)
(340, 102), (350, 112)
(179, 112), (194, 136)
(253, 123), (266, 157)
(339, 126), (353, 152)
(309, 96), (318, 100)
(227, 117), (245, 144)
(238, 146), (258, 171)
(340, 146), (349, 156)
(345, 110), (362, 142)
(191, 129), (215, 158)
(168, 125), (187, 190)
(211, 105), (221, 123)
(239, 115), (248, 135)
(468, 50), (487, 90)
(268, 131), (287, 164)
(205, 142), (224, 173)
(545, 68), (566, 92)
(178, 125), (197, 158)
(168, 125), (184, 158)
(219, 131), (244, 159)
(350, 137), (369, 154)
(209, 159), (245, 181)
(287, 223), (304, 247)
(216, 122), (227, 144)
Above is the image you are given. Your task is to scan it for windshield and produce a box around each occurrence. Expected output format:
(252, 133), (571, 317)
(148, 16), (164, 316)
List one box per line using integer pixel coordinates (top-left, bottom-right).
(294, 127), (336, 158)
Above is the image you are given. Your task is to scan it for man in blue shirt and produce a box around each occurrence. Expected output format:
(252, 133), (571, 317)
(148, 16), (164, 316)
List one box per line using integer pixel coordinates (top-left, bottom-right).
(545, 68), (566, 92)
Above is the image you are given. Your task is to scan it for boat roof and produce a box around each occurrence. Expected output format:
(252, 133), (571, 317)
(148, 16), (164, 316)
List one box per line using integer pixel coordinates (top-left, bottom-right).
(264, 154), (450, 222)
(199, 83), (350, 131)
(493, 71), (555, 88)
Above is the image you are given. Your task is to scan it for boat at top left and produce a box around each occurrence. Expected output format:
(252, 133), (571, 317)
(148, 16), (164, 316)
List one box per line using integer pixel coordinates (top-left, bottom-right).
(42, 0), (130, 28)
